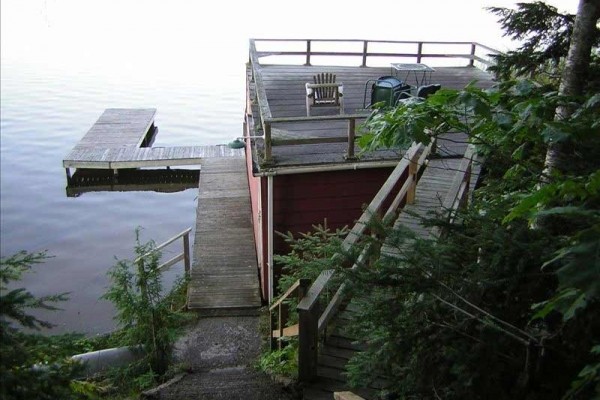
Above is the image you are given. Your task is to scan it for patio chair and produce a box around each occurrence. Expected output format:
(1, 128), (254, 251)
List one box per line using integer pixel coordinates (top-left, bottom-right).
(305, 73), (344, 116)
(416, 84), (442, 98)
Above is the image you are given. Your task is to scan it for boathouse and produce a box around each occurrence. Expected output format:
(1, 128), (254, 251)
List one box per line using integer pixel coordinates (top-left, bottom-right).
(242, 39), (498, 302)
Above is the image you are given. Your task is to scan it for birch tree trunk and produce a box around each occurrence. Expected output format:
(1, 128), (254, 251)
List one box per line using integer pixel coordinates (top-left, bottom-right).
(543, 0), (600, 178)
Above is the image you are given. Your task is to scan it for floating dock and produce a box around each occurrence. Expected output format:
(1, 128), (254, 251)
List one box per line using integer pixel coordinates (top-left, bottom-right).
(62, 108), (242, 173)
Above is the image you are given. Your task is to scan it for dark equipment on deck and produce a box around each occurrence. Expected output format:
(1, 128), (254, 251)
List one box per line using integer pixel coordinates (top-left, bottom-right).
(363, 76), (412, 108)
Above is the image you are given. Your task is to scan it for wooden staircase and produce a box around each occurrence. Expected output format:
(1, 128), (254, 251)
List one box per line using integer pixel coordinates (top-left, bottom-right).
(269, 138), (480, 400)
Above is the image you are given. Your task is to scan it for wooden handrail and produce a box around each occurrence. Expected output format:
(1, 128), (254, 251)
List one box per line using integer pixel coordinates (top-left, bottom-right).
(440, 144), (477, 225)
(293, 140), (433, 382)
(135, 227), (192, 275)
(251, 39), (499, 67)
(269, 278), (310, 350)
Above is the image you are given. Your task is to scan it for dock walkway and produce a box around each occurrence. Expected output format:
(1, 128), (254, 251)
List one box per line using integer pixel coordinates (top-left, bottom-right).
(62, 108), (236, 171)
(188, 157), (262, 313)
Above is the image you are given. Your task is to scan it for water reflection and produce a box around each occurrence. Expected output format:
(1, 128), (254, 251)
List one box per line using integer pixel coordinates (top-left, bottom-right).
(66, 168), (200, 197)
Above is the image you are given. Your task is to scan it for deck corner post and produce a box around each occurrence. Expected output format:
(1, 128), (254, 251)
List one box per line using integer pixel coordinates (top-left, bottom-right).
(469, 43), (476, 67)
(361, 41), (368, 67)
(263, 121), (272, 163)
(305, 40), (312, 66)
(407, 151), (419, 204)
(345, 118), (357, 160)
(65, 168), (72, 184)
(417, 42), (423, 63)
(298, 300), (319, 382)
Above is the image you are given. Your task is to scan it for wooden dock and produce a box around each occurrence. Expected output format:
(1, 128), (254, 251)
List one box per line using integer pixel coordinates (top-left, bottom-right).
(63, 108), (262, 313)
(62, 108), (241, 171)
(187, 156), (262, 313)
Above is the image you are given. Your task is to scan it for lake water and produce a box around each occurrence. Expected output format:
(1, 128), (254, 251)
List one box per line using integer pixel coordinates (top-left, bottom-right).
(1, 0), (575, 336)
(0, 59), (246, 335)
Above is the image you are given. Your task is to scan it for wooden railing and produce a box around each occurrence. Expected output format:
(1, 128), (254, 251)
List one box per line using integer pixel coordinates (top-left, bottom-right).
(248, 39), (498, 166)
(268, 141), (480, 382)
(435, 144), (477, 234)
(135, 227), (192, 275)
(251, 39), (499, 69)
(268, 140), (433, 381)
(269, 278), (309, 350)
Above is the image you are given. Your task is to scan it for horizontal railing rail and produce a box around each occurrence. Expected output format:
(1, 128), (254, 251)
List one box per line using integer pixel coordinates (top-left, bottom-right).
(252, 39), (499, 68)
(135, 227), (192, 274)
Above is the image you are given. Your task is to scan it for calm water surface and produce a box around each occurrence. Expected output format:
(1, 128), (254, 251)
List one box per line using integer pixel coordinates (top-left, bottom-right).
(0, 60), (246, 335)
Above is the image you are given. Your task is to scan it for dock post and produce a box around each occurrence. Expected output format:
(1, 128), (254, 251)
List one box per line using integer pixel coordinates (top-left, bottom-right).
(65, 168), (72, 184)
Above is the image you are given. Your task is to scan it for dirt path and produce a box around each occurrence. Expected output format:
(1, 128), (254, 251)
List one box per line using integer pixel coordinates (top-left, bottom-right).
(144, 314), (298, 400)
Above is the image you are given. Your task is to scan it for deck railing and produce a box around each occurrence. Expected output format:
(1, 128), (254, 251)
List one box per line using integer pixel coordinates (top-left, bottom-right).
(135, 227), (192, 274)
(248, 39), (498, 166)
(252, 39), (499, 69)
(134, 227), (192, 306)
(269, 140), (433, 381)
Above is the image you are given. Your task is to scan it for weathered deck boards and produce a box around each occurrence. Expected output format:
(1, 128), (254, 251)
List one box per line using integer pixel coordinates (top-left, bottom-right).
(188, 156), (262, 313)
(71, 108), (156, 150)
(63, 145), (243, 169)
(63, 108), (238, 170)
(250, 64), (495, 168)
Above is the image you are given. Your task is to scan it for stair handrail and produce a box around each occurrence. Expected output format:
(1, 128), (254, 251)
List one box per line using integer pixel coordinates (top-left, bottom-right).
(134, 227), (192, 275)
(268, 278), (310, 350)
(296, 140), (434, 382)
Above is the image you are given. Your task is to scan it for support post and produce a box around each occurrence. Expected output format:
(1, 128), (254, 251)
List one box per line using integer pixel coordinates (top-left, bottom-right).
(361, 41), (368, 67)
(407, 150), (419, 204)
(267, 175), (274, 302)
(345, 118), (356, 160)
(264, 121), (272, 164)
(417, 42), (423, 63)
(305, 40), (312, 66)
(183, 231), (191, 276)
(469, 43), (476, 67)
(298, 301), (319, 382)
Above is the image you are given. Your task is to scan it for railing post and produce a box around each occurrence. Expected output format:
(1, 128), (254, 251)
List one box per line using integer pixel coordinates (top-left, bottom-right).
(298, 301), (319, 382)
(305, 40), (312, 66)
(469, 43), (476, 67)
(407, 150), (420, 204)
(345, 118), (356, 160)
(183, 231), (190, 276)
(264, 121), (272, 164)
(278, 303), (284, 350)
(361, 41), (368, 67)
(417, 42), (423, 63)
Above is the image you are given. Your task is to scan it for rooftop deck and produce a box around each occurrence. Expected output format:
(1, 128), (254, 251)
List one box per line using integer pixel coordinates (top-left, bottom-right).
(245, 39), (498, 173)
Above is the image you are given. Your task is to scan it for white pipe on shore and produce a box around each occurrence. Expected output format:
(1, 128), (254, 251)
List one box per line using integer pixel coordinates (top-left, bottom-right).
(71, 345), (144, 377)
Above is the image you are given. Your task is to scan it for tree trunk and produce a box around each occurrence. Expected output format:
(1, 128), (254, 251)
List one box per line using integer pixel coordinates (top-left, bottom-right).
(543, 0), (600, 178)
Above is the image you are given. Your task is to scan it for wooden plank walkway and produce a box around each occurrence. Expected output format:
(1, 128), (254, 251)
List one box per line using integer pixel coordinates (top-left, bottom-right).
(71, 108), (157, 150)
(63, 108), (239, 170)
(63, 145), (243, 169)
(188, 156), (262, 313)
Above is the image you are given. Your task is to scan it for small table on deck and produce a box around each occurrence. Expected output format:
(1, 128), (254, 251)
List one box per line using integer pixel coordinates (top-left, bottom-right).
(390, 63), (436, 88)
